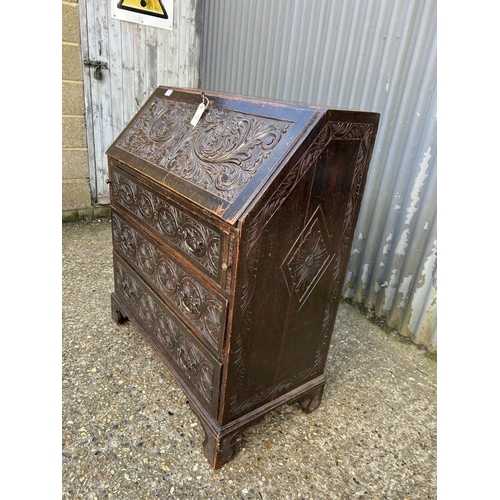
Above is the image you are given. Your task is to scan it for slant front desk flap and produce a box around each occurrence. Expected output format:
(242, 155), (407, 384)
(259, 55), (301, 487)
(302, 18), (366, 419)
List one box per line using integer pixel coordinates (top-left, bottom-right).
(106, 87), (319, 225)
(107, 86), (380, 469)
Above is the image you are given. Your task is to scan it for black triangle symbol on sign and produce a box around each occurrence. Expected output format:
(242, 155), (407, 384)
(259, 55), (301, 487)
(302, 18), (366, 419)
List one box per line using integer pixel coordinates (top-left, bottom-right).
(117, 0), (169, 20)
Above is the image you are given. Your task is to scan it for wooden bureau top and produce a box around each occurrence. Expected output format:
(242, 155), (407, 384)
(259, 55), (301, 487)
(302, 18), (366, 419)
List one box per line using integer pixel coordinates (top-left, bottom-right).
(106, 86), (324, 225)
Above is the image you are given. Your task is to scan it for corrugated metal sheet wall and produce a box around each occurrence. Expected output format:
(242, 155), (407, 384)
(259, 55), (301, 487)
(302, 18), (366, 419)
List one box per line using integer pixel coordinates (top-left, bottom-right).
(200, 0), (437, 352)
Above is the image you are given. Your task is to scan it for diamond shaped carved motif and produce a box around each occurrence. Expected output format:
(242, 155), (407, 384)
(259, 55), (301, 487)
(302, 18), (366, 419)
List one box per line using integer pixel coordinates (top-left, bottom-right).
(281, 208), (334, 306)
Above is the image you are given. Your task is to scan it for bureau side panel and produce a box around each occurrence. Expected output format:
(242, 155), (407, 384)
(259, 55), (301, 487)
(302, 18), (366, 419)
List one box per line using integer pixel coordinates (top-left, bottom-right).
(221, 111), (379, 424)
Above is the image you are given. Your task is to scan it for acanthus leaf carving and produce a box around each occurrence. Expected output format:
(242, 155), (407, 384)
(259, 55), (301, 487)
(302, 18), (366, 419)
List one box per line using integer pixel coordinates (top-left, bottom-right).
(168, 109), (290, 201)
(117, 97), (195, 167)
(117, 96), (291, 203)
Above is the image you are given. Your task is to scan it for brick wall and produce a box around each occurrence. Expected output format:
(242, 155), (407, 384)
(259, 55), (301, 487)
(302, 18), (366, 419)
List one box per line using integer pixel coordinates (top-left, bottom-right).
(62, 0), (108, 221)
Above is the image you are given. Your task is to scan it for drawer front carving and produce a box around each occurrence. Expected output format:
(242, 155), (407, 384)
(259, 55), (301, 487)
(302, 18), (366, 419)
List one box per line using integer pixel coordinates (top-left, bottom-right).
(112, 212), (227, 353)
(110, 164), (223, 283)
(114, 255), (221, 416)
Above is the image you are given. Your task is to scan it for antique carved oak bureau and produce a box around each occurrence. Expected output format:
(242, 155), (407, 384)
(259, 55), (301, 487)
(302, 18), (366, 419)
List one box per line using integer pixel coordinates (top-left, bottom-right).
(107, 86), (379, 469)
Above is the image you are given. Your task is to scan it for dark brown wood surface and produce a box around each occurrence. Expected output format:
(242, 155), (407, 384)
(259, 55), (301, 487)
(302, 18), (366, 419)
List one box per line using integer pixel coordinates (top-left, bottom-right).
(107, 87), (379, 468)
(106, 86), (320, 224)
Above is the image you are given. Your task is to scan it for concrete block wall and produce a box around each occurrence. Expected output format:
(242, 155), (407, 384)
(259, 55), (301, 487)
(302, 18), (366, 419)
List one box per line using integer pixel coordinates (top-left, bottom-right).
(62, 0), (109, 221)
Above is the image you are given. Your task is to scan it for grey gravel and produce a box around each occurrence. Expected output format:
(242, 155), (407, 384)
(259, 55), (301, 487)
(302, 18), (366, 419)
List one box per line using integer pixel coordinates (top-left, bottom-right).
(62, 218), (437, 499)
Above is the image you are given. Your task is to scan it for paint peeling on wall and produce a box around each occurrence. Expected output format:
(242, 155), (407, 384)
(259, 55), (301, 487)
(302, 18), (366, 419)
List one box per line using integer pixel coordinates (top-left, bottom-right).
(360, 264), (371, 290)
(146, 32), (158, 47)
(408, 240), (437, 336)
(382, 269), (399, 312)
(395, 228), (410, 256)
(382, 232), (393, 255)
(398, 275), (413, 308)
(405, 147), (431, 225)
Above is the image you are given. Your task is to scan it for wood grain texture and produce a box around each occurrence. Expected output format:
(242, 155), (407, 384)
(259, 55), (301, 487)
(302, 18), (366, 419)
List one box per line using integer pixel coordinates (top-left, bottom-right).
(108, 88), (379, 468)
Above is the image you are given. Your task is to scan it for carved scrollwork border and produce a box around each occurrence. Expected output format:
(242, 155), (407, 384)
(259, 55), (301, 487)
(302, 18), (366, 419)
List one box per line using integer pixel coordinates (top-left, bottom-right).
(112, 213), (225, 351)
(114, 259), (216, 405)
(112, 169), (221, 278)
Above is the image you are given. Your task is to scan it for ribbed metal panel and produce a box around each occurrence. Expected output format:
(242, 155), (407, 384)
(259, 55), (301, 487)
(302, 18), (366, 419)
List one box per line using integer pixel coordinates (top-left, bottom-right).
(201, 0), (437, 351)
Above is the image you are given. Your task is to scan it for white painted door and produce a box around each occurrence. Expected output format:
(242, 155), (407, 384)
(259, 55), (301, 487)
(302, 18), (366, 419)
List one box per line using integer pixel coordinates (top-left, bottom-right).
(79, 0), (201, 204)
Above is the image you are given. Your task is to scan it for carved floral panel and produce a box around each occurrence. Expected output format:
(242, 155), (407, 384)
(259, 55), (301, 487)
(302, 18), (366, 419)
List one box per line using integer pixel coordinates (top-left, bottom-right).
(117, 97), (196, 167)
(167, 108), (290, 201)
(114, 258), (217, 406)
(281, 209), (334, 306)
(111, 168), (221, 278)
(117, 96), (291, 202)
(112, 213), (226, 351)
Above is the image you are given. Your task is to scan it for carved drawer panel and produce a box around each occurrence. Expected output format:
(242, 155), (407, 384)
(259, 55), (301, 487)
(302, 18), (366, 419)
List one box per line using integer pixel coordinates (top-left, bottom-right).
(112, 211), (227, 354)
(110, 163), (225, 286)
(114, 254), (222, 417)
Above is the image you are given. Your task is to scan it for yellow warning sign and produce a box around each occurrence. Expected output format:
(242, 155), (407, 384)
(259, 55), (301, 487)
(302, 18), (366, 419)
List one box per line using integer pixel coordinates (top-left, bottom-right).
(117, 0), (168, 19)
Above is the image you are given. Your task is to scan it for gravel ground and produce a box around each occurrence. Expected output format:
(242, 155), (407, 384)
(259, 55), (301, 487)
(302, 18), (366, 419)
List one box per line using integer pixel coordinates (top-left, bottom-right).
(62, 218), (437, 499)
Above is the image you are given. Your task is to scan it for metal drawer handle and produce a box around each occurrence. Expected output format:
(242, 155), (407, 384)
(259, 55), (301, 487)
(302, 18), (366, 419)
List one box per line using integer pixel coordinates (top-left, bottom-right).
(120, 235), (127, 249)
(177, 347), (197, 372)
(120, 235), (134, 253)
(122, 284), (135, 299)
(180, 229), (204, 254)
(179, 289), (201, 315)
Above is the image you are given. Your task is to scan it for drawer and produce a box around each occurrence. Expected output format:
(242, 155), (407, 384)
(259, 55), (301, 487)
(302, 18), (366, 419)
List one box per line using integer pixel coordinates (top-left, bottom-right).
(110, 163), (228, 287)
(113, 254), (222, 417)
(111, 211), (227, 354)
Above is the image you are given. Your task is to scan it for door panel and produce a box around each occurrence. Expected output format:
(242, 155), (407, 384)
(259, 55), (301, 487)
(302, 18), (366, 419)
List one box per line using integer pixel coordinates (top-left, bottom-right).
(79, 0), (201, 204)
